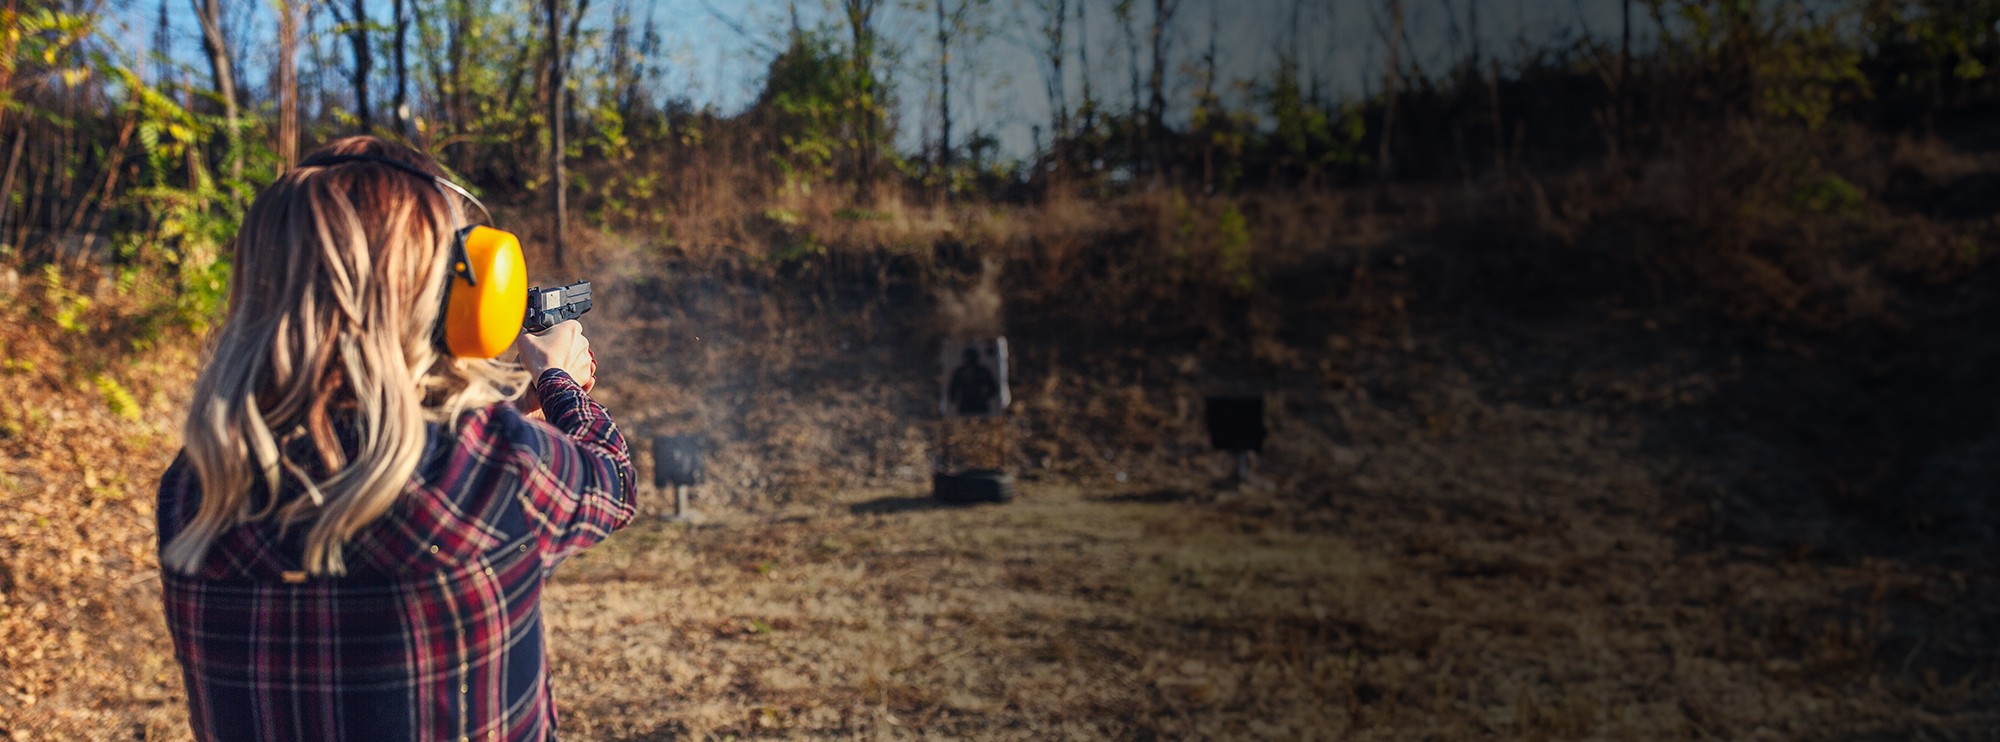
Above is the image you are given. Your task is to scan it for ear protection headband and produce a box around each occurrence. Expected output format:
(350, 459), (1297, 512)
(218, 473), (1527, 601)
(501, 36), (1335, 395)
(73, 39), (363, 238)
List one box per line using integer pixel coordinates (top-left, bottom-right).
(296, 154), (529, 359)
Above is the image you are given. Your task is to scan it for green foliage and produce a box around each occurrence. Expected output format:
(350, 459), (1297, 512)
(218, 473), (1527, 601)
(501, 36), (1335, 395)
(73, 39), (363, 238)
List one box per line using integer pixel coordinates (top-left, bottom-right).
(91, 373), (141, 421)
(1, 4), (100, 117)
(173, 250), (232, 332)
(1189, 87), (1248, 189)
(1653, 0), (1872, 129)
(1266, 60), (1364, 177)
(1790, 169), (1866, 216)
(753, 207), (825, 266)
(1755, 15), (1869, 129)
(769, 233), (827, 266)
(126, 172), (239, 333)
(1169, 193), (1198, 260)
(1164, 195), (1255, 291)
(1861, 0), (2000, 108)
(755, 30), (885, 194)
(41, 265), (92, 334)
(99, 60), (267, 332)
(762, 208), (805, 226)
(833, 207), (892, 222)
(1216, 201), (1254, 292)
(16, 0), (2000, 369)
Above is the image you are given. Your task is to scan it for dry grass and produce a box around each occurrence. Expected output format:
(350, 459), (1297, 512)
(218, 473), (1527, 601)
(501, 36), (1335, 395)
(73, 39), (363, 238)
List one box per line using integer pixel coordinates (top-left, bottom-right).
(547, 487), (1354, 739)
(0, 274), (196, 739)
(3, 322), (2000, 740)
(534, 477), (1999, 740)
(1, 159), (1997, 739)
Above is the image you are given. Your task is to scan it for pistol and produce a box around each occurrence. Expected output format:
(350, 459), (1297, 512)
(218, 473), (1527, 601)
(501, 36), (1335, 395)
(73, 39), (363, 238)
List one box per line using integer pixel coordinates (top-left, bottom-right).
(524, 280), (592, 333)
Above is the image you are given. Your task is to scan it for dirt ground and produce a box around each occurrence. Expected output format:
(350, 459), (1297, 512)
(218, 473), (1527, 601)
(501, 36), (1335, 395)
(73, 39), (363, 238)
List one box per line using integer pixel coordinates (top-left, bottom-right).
(3, 216), (1999, 738)
(7, 338), (1991, 741)
(540, 302), (2000, 739)
(544, 473), (1997, 740)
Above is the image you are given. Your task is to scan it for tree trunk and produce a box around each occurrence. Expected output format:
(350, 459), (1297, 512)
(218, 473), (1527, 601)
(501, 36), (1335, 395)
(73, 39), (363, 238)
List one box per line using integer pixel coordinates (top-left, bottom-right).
(183, 74), (201, 193)
(937, 0), (953, 177)
(0, 126), (26, 239)
(1035, 0), (1069, 144)
(630, 1), (661, 115)
(1148, 0), (1175, 182)
(546, 0), (567, 267)
(309, 0), (336, 125)
(843, 0), (881, 185)
(449, 0), (468, 150)
(193, 0), (242, 182)
(1291, 0), (1310, 98)
(153, 0), (172, 86)
(1467, 0), (1479, 74)
(1116, 1), (1141, 176)
(277, 0), (299, 166)
(1620, 0), (1632, 149)
(393, 0), (410, 136)
(1077, 0), (1093, 134)
(1121, 2), (1139, 114)
(564, 0), (591, 139)
(1204, 1), (1219, 187)
(1470, 0), (1500, 174)
(348, 0), (372, 128)
(608, 0), (633, 119)
(1379, 0), (1401, 181)
(414, 0), (453, 147)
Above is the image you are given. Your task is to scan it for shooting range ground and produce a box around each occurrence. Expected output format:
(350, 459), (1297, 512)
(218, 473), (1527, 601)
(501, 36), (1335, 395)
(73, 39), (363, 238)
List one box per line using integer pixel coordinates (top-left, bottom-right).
(539, 479), (1988, 739)
(5, 193), (1999, 738)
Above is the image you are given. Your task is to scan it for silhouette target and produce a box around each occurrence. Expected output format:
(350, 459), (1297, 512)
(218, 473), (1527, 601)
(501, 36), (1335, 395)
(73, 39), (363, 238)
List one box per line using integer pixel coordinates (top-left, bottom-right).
(651, 434), (705, 487)
(938, 339), (1010, 419)
(1205, 396), (1266, 453)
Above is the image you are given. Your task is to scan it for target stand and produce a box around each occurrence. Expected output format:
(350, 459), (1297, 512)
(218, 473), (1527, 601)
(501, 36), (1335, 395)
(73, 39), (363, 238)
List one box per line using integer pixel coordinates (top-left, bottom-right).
(652, 434), (705, 521)
(932, 338), (1014, 504)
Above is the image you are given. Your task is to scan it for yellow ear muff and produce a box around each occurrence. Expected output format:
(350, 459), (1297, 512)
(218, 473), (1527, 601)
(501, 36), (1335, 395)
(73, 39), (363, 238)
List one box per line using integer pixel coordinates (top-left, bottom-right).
(441, 226), (529, 358)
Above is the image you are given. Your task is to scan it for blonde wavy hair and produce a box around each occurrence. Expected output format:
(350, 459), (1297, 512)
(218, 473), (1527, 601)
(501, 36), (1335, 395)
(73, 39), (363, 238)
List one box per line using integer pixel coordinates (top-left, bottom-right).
(163, 137), (530, 576)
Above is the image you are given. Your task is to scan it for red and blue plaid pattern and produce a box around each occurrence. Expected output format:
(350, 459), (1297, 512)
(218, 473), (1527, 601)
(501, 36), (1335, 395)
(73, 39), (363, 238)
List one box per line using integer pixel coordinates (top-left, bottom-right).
(158, 369), (636, 741)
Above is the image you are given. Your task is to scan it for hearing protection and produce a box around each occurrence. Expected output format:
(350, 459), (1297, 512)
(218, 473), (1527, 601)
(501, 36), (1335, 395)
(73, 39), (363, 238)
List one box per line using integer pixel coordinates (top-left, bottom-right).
(437, 226), (529, 358)
(296, 154), (528, 359)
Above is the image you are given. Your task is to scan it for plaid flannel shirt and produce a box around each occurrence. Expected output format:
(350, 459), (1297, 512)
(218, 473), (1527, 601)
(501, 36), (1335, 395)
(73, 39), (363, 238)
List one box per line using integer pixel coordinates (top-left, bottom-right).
(157, 369), (636, 741)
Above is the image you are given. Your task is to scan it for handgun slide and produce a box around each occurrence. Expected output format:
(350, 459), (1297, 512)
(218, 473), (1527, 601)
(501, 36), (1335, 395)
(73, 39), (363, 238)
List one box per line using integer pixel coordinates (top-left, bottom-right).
(525, 280), (593, 333)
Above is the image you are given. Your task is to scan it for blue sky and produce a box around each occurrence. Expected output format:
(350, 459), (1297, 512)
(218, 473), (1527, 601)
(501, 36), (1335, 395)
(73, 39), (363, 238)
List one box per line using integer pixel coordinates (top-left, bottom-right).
(117, 0), (1637, 160)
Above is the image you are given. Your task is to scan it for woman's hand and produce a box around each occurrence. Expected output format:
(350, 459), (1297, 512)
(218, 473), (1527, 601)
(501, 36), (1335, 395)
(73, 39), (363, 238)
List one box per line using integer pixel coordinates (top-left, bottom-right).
(516, 321), (597, 416)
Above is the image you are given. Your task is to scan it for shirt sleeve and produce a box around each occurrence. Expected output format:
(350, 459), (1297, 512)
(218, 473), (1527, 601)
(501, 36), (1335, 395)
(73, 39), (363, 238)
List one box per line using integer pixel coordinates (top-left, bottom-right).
(510, 368), (637, 566)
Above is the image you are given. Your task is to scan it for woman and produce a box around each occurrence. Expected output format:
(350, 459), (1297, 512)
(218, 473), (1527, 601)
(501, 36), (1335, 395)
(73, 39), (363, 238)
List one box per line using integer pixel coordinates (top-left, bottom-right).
(156, 136), (636, 740)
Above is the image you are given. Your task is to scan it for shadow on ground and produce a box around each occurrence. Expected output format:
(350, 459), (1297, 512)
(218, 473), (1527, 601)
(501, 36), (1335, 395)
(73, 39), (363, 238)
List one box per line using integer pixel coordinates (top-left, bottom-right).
(846, 493), (994, 515)
(1091, 488), (1202, 505)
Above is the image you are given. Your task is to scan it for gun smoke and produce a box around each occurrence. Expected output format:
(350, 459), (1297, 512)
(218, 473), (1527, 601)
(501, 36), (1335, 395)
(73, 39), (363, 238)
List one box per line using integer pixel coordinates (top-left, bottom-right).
(932, 259), (1005, 340)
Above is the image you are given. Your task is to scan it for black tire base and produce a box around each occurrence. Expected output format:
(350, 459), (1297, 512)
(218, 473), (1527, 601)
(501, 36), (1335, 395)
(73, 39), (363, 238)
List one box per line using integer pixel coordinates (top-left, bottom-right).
(933, 469), (1015, 503)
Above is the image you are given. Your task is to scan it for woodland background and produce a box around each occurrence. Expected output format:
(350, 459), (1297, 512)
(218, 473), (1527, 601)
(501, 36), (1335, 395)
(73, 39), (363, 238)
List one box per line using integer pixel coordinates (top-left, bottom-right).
(3, 0), (2000, 738)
